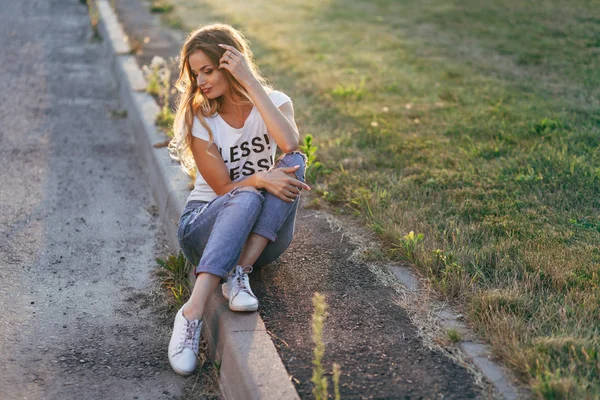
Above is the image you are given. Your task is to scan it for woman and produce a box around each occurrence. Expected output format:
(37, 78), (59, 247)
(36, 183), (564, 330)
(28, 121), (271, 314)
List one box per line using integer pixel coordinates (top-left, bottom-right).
(167, 23), (310, 376)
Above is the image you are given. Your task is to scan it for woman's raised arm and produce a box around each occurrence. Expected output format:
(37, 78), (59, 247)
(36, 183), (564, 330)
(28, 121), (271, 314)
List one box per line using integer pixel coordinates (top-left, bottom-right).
(217, 44), (300, 153)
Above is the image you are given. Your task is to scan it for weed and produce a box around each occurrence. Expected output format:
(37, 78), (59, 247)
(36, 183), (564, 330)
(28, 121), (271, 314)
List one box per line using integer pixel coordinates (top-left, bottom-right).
(155, 252), (190, 310)
(127, 34), (148, 55)
(330, 78), (366, 101)
(156, 104), (175, 137)
(395, 231), (424, 263)
(213, 360), (221, 372)
(300, 134), (324, 183)
(85, 0), (101, 41)
(568, 218), (600, 233)
(142, 56), (166, 96)
(110, 109), (128, 119)
(164, 14), (184, 30)
(311, 293), (341, 400)
(332, 363), (341, 400)
(447, 329), (461, 343)
(150, 1), (174, 13)
(533, 118), (562, 136)
(311, 293), (328, 400)
(142, 56), (175, 136)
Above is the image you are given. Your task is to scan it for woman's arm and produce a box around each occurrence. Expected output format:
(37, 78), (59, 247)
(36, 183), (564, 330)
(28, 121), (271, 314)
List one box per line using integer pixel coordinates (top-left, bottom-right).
(191, 136), (262, 196)
(245, 85), (299, 153)
(191, 136), (309, 201)
(217, 44), (299, 153)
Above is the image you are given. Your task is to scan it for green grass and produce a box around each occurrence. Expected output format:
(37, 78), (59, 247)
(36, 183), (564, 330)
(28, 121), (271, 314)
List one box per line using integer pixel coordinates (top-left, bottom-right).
(300, 134), (326, 183)
(168, 0), (600, 396)
(155, 252), (191, 310)
(447, 329), (462, 344)
(143, 57), (175, 137)
(109, 109), (128, 119)
(150, 0), (174, 13)
(156, 104), (175, 137)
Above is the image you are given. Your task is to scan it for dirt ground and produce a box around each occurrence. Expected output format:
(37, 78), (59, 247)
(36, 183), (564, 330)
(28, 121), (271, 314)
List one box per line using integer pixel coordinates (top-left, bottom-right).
(252, 200), (482, 399)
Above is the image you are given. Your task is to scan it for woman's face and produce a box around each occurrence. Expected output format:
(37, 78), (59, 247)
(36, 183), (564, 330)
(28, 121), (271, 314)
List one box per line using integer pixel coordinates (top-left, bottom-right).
(188, 49), (229, 99)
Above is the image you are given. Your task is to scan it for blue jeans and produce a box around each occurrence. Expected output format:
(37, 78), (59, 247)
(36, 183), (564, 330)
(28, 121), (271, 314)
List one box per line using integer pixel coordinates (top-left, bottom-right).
(177, 152), (307, 278)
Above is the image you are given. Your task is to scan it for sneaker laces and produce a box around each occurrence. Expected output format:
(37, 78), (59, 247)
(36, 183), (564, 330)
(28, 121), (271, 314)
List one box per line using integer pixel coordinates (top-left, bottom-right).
(231, 265), (255, 300)
(179, 319), (200, 354)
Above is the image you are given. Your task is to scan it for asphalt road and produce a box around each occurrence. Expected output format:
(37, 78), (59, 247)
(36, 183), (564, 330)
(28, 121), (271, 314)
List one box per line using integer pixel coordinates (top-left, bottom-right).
(0, 1), (193, 398)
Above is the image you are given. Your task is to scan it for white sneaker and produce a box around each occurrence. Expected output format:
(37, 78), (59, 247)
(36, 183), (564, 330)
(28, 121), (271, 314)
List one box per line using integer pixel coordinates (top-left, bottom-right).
(168, 304), (202, 376)
(221, 265), (259, 312)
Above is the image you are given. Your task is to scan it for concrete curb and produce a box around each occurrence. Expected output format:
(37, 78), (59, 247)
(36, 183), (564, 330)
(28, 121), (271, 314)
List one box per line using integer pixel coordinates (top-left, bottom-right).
(96, 2), (300, 399)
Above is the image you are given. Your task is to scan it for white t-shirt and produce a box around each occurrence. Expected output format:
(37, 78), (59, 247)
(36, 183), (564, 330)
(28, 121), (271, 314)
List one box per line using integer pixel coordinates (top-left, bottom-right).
(186, 90), (292, 203)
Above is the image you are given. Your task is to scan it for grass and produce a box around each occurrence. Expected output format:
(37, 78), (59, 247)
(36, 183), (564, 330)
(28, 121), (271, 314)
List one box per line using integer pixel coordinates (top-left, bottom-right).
(142, 56), (176, 137)
(155, 252), (191, 310)
(109, 109), (128, 119)
(166, 0), (600, 396)
(150, 0), (174, 14)
(154, 252), (220, 398)
(156, 104), (175, 136)
(300, 134), (326, 183)
(447, 329), (462, 344)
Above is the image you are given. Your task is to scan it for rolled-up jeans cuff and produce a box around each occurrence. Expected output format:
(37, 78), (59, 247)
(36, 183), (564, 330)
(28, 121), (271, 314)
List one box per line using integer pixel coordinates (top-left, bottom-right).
(195, 265), (229, 279)
(251, 226), (277, 243)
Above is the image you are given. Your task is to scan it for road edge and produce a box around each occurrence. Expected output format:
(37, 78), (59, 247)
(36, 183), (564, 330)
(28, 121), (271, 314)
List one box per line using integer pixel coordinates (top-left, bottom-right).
(96, 2), (301, 399)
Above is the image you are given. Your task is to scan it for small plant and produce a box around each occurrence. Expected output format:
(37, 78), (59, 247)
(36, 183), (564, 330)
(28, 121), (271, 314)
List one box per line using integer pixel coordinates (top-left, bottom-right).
(312, 293), (328, 400)
(142, 56), (166, 96)
(156, 252), (190, 309)
(533, 118), (562, 136)
(300, 134), (324, 182)
(164, 14), (184, 30)
(447, 328), (461, 343)
(110, 109), (128, 118)
(143, 56), (175, 137)
(85, 0), (101, 41)
(332, 363), (341, 400)
(156, 104), (175, 137)
(396, 231), (424, 262)
(127, 34), (148, 55)
(431, 249), (475, 298)
(150, 0), (174, 13)
(311, 293), (341, 400)
(330, 78), (366, 101)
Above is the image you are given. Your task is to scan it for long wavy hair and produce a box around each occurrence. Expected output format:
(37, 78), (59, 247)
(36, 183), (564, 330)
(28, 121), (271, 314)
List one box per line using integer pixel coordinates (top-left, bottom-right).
(168, 23), (270, 175)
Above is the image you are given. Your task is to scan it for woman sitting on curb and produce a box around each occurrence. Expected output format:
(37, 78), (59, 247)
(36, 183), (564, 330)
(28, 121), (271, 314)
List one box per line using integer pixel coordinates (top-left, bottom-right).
(167, 23), (310, 376)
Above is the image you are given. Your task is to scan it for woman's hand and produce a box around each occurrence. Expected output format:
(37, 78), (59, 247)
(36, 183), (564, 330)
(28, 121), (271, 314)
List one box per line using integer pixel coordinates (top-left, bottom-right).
(259, 166), (311, 203)
(218, 44), (259, 89)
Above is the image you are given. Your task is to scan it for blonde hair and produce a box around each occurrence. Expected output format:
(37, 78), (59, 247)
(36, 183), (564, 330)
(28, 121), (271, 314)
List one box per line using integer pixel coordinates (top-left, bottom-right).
(168, 23), (269, 175)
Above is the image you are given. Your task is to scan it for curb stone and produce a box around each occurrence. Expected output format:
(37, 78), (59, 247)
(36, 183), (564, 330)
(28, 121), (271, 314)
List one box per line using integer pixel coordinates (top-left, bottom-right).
(96, 2), (300, 399)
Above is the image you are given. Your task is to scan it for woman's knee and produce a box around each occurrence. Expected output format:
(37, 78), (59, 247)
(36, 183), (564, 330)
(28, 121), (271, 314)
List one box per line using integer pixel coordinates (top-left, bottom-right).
(274, 151), (307, 182)
(226, 186), (264, 211)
